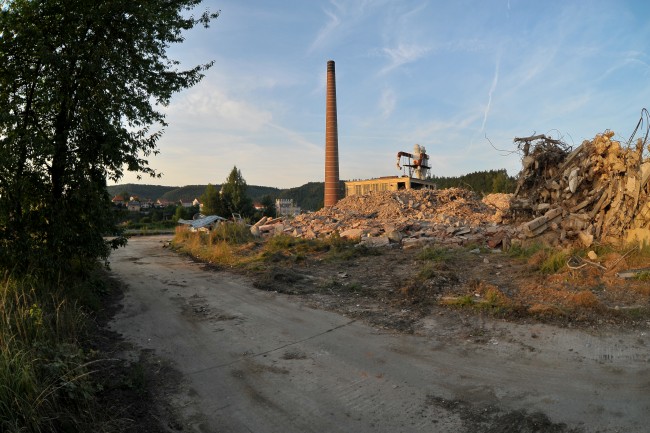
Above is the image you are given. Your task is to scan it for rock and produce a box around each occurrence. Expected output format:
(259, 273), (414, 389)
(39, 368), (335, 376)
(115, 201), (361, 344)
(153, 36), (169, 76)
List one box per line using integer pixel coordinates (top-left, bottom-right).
(587, 250), (598, 260)
(402, 238), (430, 250)
(578, 231), (594, 247)
(487, 231), (506, 249)
(340, 228), (365, 239)
(385, 230), (403, 243)
(358, 237), (390, 248)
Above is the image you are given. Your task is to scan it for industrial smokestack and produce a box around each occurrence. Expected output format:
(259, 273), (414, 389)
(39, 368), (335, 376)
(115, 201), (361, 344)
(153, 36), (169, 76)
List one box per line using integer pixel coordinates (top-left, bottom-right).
(324, 60), (340, 207)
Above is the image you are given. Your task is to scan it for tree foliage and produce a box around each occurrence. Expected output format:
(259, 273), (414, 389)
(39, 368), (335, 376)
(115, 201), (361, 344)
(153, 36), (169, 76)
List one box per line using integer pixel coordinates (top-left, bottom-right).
(199, 183), (224, 216)
(220, 166), (254, 218)
(0, 0), (218, 272)
(277, 181), (327, 211)
(260, 195), (276, 218)
(428, 169), (515, 194)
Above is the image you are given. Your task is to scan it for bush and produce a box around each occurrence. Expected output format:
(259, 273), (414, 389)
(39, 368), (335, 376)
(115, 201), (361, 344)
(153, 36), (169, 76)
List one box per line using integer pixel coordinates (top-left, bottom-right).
(210, 222), (253, 245)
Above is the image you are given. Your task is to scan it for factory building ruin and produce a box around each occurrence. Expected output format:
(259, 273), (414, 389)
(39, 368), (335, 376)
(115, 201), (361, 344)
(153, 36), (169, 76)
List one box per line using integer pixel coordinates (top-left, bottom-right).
(344, 176), (437, 197)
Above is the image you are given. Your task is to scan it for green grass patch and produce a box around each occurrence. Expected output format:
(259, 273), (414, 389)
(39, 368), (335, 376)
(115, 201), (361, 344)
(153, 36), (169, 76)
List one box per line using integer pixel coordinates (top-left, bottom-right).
(173, 227), (381, 269)
(417, 246), (452, 262)
(634, 271), (650, 281)
(0, 274), (103, 432)
(417, 263), (437, 281)
(508, 241), (544, 259)
(539, 250), (568, 274)
(210, 222), (254, 245)
(440, 294), (474, 307)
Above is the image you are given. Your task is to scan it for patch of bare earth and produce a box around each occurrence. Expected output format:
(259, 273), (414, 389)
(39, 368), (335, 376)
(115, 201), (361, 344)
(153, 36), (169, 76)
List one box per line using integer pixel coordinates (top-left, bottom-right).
(246, 244), (650, 333)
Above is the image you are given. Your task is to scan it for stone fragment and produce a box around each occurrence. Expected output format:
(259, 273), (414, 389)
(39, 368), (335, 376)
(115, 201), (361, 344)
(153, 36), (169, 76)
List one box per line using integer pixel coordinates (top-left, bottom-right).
(358, 237), (390, 248)
(340, 228), (365, 239)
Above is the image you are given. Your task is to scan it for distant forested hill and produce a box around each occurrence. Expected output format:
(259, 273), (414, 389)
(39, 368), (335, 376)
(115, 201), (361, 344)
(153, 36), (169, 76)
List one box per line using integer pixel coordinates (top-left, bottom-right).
(428, 169), (515, 194)
(158, 185), (207, 202)
(106, 184), (177, 200)
(277, 182), (327, 211)
(107, 183), (285, 204)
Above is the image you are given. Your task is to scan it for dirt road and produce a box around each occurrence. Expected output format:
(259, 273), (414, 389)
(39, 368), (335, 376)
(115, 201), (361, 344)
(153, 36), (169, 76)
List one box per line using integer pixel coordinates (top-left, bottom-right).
(108, 236), (650, 433)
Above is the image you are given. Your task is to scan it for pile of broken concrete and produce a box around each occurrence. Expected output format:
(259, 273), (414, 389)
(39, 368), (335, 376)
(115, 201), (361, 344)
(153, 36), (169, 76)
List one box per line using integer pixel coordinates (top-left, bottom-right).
(249, 131), (649, 251)
(510, 131), (650, 246)
(252, 188), (514, 250)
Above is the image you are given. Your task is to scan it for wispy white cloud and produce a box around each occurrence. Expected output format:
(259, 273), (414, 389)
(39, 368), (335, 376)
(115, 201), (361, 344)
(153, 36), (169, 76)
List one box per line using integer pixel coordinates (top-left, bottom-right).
(480, 55), (500, 133)
(379, 43), (430, 74)
(309, 6), (342, 53)
(309, 0), (389, 53)
(164, 82), (272, 132)
(378, 88), (396, 119)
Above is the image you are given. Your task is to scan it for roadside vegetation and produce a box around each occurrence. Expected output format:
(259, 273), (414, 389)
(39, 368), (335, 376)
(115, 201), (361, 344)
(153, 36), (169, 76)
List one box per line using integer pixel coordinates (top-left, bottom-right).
(172, 224), (376, 269)
(0, 0), (219, 431)
(1, 273), (102, 432)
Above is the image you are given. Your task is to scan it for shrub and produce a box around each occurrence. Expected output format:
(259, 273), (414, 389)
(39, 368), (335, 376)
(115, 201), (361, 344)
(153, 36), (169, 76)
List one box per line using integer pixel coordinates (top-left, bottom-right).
(210, 222), (253, 245)
(508, 242), (544, 259)
(539, 250), (568, 274)
(417, 246), (451, 262)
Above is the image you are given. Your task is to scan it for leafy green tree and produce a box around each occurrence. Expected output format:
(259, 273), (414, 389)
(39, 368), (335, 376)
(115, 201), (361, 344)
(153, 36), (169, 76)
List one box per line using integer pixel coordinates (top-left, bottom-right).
(200, 183), (225, 216)
(173, 205), (187, 222)
(220, 166), (254, 218)
(0, 1), (218, 272)
(260, 195), (276, 218)
(491, 170), (512, 193)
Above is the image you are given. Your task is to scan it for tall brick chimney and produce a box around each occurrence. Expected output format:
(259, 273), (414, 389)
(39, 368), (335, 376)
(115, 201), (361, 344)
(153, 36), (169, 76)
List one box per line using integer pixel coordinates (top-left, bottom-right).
(324, 60), (340, 207)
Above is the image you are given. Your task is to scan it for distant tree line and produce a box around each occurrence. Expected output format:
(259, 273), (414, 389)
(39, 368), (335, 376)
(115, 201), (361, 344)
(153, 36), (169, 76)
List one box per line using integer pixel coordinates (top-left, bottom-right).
(428, 169), (515, 194)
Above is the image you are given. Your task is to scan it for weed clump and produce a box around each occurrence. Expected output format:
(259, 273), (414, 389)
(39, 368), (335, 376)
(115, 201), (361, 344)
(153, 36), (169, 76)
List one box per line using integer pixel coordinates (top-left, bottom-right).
(417, 246), (452, 262)
(0, 275), (101, 432)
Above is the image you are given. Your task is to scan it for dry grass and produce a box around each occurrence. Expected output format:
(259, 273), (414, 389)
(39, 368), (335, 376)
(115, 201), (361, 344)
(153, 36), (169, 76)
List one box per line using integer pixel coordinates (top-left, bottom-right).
(172, 227), (375, 270)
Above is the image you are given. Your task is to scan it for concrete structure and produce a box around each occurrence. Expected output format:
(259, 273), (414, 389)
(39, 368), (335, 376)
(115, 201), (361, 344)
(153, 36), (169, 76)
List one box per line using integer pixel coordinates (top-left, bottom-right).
(324, 60), (340, 207)
(275, 198), (301, 217)
(344, 176), (437, 197)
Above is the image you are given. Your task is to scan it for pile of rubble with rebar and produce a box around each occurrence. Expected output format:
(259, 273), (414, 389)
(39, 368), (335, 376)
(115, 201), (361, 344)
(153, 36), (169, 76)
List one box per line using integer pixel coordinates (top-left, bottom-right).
(510, 131), (650, 246)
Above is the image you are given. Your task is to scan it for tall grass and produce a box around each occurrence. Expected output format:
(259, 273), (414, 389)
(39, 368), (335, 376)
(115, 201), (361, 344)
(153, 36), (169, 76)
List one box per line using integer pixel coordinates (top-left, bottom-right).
(172, 226), (376, 268)
(0, 275), (98, 432)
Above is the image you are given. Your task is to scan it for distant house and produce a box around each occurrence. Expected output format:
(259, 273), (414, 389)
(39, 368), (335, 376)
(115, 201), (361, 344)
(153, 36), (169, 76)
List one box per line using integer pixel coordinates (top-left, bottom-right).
(275, 199), (300, 217)
(111, 195), (126, 206)
(253, 202), (265, 211)
(156, 199), (172, 208)
(127, 200), (141, 212)
(179, 199), (194, 208)
(192, 198), (201, 207)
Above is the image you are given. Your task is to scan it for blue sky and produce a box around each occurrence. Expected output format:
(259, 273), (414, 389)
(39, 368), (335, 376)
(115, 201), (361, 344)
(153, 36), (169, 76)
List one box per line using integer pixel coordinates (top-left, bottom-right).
(118, 0), (650, 189)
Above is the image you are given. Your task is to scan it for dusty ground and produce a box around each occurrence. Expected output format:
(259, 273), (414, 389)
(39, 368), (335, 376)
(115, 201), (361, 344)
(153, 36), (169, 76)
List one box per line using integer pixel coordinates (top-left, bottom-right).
(104, 235), (650, 433)
(249, 240), (650, 333)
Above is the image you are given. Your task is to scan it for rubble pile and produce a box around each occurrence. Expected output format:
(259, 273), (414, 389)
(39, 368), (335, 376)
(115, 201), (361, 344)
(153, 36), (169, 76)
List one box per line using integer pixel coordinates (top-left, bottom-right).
(511, 131), (650, 246)
(255, 188), (512, 249)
